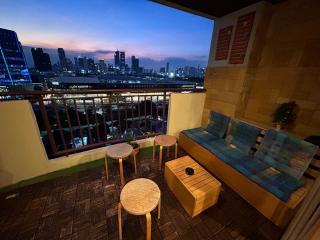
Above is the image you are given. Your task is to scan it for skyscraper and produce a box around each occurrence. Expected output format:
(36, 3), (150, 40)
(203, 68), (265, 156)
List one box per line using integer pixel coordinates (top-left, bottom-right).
(114, 50), (125, 73)
(120, 51), (125, 72)
(58, 48), (67, 71)
(114, 50), (120, 69)
(166, 62), (169, 74)
(98, 59), (106, 73)
(0, 28), (31, 85)
(131, 56), (139, 74)
(31, 48), (52, 72)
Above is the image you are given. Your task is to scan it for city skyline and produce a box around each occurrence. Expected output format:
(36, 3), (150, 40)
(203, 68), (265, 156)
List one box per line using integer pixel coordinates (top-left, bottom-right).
(0, 0), (213, 68)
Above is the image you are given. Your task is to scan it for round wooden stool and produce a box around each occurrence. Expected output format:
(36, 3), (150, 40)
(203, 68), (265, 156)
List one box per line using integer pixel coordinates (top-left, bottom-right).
(105, 143), (136, 187)
(118, 178), (161, 240)
(153, 135), (177, 169)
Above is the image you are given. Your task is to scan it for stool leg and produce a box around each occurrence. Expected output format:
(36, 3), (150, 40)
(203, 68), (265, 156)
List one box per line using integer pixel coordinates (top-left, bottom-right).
(166, 146), (169, 158)
(152, 140), (155, 161)
(119, 158), (125, 187)
(104, 155), (109, 180)
(159, 145), (163, 170)
(158, 194), (161, 220)
(146, 212), (151, 240)
(133, 152), (137, 176)
(118, 202), (122, 240)
(175, 143), (178, 159)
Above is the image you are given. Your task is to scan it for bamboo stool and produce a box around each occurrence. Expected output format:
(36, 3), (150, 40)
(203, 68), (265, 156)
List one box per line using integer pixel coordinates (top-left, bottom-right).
(153, 135), (177, 169)
(105, 143), (136, 187)
(118, 178), (161, 240)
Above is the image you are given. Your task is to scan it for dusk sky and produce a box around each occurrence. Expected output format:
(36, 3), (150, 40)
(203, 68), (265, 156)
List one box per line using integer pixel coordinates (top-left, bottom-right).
(0, 0), (213, 69)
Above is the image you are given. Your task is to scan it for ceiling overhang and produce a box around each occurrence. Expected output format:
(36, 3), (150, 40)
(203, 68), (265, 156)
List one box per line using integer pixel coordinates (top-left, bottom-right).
(151, 0), (285, 19)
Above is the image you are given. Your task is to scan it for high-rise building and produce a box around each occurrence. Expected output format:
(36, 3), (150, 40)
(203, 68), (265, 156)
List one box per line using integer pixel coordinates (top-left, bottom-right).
(131, 56), (140, 74)
(120, 51), (125, 72)
(87, 58), (95, 73)
(166, 62), (169, 73)
(160, 67), (166, 73)
(98, 59), (106, 73)
(31, 48), (52, 72)
(114, 50), (125, 73)
(114, 50), (120, 68)
(74, 56), (89, 74)
(0, 28), (31, 85)
(57, 48), (67, 71)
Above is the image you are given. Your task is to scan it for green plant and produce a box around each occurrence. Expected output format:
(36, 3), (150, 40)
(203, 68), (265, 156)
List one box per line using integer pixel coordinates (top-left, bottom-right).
(272, 101), (299, 129)
(126, 136), (139, 149)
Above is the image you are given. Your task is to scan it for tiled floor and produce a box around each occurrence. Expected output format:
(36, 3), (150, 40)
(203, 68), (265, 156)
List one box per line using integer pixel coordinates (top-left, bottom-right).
(0, 149), (283, 240)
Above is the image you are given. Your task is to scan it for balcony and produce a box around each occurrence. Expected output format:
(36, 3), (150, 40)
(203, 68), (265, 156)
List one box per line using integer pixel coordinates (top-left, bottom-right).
(1, 0), (320, 240)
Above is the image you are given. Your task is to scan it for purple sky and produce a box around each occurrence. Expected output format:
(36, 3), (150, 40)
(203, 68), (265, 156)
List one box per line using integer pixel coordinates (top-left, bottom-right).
(0, 0), (213, 68)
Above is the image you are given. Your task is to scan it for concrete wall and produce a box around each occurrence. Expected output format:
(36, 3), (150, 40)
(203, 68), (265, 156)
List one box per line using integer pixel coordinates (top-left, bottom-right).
(0, 100), (154, 188)
(167, 92), (206, 137)
(204, 0), (320, 137)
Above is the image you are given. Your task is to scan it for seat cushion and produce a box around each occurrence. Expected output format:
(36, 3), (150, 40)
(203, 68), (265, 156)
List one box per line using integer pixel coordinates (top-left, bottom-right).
(181, 128), (218, 146)
(228, 120), (260, 154)
(206, 111), (230, 138)
(255, 129), (319, 180)
(249, 167), (304, 201)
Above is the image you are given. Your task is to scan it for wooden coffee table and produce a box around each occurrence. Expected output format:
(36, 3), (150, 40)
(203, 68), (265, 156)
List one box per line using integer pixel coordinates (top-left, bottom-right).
(164, 156), (221, 217)
(118, 178), (161, 240)
(105, 143), (136, 187)
(153, 134), (178, 169)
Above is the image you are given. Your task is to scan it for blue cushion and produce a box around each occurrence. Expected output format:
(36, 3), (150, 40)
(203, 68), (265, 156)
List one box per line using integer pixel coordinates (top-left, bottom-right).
(255, 129), (319, 180)
(206, 112), (230, 138)
(249, 167), (304, 201)
(226, 155), (269, 177)
(182, 128), (218, 145)
(229, 120), (260, 154)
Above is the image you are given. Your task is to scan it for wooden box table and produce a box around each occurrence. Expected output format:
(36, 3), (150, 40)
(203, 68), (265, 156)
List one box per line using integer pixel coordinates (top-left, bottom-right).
(164, 156), (221, 217)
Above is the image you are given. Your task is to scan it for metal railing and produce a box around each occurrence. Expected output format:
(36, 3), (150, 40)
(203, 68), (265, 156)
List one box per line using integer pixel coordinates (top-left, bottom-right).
(0, 88), (205, 158)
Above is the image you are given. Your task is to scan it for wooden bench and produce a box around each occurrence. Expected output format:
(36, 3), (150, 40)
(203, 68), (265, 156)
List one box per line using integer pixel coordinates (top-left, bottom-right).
(179, 131), (320, 228)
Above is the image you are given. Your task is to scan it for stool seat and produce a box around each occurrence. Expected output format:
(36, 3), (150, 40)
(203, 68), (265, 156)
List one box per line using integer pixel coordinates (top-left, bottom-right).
(154, 135), (176, 147)
(120, 178), (160, 215)
(106, 143), (133, 159)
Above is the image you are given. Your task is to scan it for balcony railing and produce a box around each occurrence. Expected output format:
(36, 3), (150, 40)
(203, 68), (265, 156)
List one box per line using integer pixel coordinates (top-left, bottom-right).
(0, 88), (205, 158)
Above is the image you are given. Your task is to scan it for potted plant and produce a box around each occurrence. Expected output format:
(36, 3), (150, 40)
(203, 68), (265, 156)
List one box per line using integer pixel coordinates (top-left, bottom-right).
(272, 101), (299, 130)
(126, 136), (140, 155)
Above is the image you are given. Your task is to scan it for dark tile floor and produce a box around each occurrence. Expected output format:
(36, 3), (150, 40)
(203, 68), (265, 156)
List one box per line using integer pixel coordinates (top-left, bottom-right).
(0, 149), (283, 240)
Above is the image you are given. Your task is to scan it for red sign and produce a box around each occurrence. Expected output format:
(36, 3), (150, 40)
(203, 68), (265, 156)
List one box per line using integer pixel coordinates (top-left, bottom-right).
(215, 26), (233, 60)
(229, 12), (256, 64)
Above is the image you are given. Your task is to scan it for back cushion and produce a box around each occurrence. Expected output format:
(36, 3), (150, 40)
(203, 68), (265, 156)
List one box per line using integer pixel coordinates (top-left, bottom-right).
(229, 120), (260, 154)
(254, 129), (319, 180)
(206, 111), (230, 138)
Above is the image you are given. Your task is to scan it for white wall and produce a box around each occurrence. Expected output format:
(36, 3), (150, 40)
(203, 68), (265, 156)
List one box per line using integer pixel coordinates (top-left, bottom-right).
(0, 100), (154, 188)
(167, 92), (206, 137)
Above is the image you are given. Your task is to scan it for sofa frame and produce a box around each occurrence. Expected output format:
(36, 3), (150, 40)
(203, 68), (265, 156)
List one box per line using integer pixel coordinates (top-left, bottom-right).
(179, 130), (320, 228)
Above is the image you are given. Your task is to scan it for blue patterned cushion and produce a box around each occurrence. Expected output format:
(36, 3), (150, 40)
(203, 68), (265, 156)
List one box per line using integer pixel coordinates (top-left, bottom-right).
(181, 128), (218, 145)
(249, 167), (304, 201)
(255, 129), (319, 180)
(229, 120), (260, 154)
(226, 155), (268, 177)
(206, 112), (230, 138)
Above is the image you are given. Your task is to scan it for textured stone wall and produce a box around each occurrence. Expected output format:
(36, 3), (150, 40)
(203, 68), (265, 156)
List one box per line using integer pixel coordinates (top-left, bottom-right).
(240, 0), (320, 137)
(204, 0), (320, 137)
